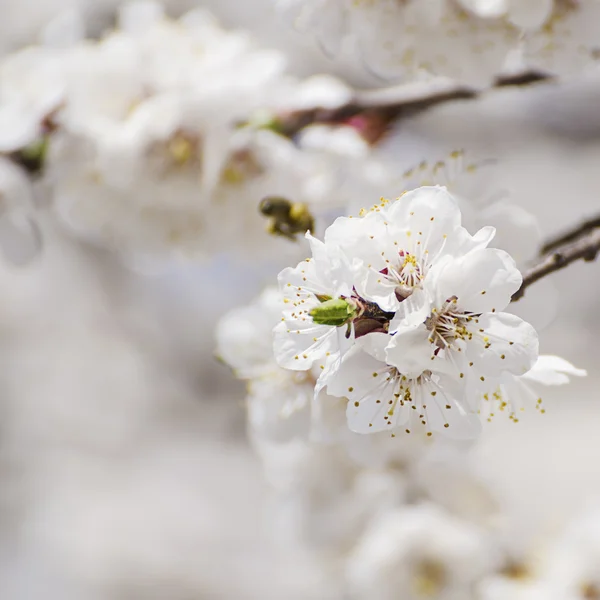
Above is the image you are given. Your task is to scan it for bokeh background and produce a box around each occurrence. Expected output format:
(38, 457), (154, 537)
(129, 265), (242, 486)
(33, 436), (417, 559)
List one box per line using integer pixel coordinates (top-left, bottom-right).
(0, 0), (599, 598)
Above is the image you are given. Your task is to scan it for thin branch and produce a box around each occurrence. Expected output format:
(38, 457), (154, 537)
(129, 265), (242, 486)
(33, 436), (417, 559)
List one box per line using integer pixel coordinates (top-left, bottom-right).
(280, 71), (553, 140)
(540, 215), (600, 254)
(512, 226), (600, 301)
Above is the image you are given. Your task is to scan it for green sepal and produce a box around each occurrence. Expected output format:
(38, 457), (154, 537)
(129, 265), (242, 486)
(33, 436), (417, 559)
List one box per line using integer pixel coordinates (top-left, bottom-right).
(310, 298), (355, 327)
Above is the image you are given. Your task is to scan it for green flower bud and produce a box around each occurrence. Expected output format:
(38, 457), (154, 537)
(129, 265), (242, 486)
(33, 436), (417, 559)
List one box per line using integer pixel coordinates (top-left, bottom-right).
(310, 298), (355, 327)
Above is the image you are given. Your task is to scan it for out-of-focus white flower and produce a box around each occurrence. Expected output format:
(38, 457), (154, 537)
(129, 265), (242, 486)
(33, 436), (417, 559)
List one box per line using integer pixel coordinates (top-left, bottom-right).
(276, 0), (600, 83)
(0, 48), (67, 152)
(40, 3), (292, 259)
(477, 354), (586, 422)
(414, 444), (502, 527)
(253, 437), (406, 558)
(246, 371), (314, 443)
(480, 577), (550, 600)
(216, 287), (314, 443)
(531, 510), (600, 599)
(276, 0), (519, 84)
(345, 503), (501, 600)
(0, 1), (354, 263)
(0, 157), (42, 265)
(519, 1), (600, 77)
(216, 287), (283, 379)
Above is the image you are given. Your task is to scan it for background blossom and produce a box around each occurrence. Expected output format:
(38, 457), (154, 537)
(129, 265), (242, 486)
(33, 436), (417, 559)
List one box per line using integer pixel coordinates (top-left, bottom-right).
(0, 0), (598, 599)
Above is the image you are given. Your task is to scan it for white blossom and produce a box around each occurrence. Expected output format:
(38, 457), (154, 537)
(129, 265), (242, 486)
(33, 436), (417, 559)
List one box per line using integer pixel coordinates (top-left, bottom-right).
(0, 157), (42, 265)
(345, 503), (501, 600)
(274, 233), (355, 373)
(276, 0), (600, 83)
(274, 185), (544, 438)
(326, 332), (483, 438)
(216, 287), (314, 443)
(337, 186), (495, 313)
(0, 47), (67, 152)
(0, 2), (353, 263)
(388, 247), (538, 380)
(530, 510), (600, 599)
(252, 436), (406, 558)
(518, 1), (600, 76)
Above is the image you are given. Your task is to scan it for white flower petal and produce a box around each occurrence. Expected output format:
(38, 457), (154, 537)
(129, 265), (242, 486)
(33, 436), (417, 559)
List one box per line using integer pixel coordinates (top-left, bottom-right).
(432, 248), (522, 314)
(465, 312), (539, 377)
(274, 318), (345, 372)
(355, 331), (389, 363)
(385, 186), (462, 253)
(385, 324), (436, 379)
(523, 354), (587, 386)
(389, 287), (431, 330)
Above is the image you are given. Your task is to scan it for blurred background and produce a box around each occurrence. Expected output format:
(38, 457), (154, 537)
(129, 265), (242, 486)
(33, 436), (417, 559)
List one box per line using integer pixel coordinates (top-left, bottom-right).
(0, 0), (600, 598)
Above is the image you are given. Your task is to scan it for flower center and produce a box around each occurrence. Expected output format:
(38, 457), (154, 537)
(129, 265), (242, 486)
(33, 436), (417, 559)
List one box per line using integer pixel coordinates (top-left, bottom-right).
(581, 582), (600, 600)
(382, 250), (423, 299)
(412, 559), (447, 598)
(424, 296), (475, 350)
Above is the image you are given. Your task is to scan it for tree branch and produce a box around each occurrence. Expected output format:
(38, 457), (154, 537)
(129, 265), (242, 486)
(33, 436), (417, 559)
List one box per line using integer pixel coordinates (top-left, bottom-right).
(512, 224), (600, 301)
(540, 215), (600, 254)
(280, 71), (553, 141)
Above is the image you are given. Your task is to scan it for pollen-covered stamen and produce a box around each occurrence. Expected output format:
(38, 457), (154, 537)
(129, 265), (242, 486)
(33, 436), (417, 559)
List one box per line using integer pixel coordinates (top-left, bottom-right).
(412, 559), (448, 598)
(354, 366), (446, 435)
(425, 296), (478, 351)
(396, 251), (422, 291)
(379, 250), (424, 299)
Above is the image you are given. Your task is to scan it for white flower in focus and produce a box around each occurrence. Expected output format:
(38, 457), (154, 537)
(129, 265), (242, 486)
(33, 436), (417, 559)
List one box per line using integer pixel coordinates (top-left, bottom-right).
(311, 386), (431, 468)
(388, 246), (538, 384)
(341, 149), (541, 273)
(378, 151), (541, 268)
(274, 185), (544, 439)
(337, 186), (494, 314)
(274, 233), (355, 373)
(363, 148), (552, 329)
(326, 332), (482, 438)
(346, 504), (500, 600)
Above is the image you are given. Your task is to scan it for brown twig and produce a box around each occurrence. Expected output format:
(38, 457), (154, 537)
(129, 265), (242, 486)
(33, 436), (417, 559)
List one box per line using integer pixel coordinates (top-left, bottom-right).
(512, 225), (600, 301)
(540, 215), (600, 254)
(280, 71), (553, 141)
